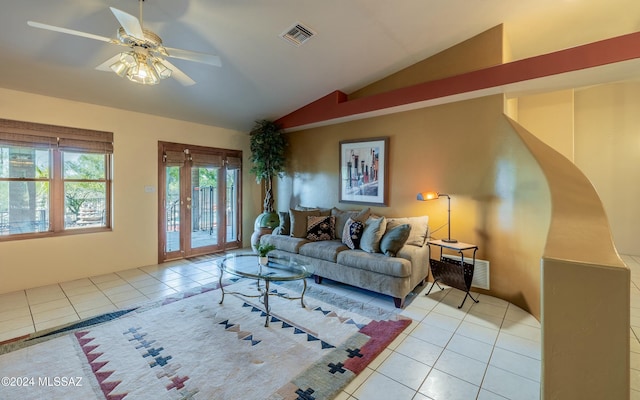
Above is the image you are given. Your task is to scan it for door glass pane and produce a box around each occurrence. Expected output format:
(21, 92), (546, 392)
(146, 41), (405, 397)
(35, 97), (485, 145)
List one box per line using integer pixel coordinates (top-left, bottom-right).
(226, 168), (239, 242)
(191, 166), (219, 249)
(165, 165), (180, 253)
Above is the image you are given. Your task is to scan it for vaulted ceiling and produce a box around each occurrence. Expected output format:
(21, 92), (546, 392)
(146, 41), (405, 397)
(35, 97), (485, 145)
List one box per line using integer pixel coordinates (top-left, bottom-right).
(1, 0), (639, 132)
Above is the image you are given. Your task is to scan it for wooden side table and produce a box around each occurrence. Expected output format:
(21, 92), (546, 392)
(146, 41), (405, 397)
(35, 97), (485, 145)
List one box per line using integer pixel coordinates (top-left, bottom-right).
(426, 239), (480, 308)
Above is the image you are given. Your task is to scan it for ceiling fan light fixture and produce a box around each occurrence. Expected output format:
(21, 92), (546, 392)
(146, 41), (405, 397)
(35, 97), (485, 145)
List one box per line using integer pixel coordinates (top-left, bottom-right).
(152, 59), (172, 79)
(109, 52), (137, 77)
(126, 54), (159, 85)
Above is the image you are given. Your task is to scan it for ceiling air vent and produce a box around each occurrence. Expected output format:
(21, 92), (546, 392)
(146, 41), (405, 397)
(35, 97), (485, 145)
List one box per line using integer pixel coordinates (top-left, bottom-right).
(280, 22), (315, 47)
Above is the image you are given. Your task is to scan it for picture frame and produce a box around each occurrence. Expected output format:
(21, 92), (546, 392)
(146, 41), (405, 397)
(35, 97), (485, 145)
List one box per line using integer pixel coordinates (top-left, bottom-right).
(339, 137), (389, 206)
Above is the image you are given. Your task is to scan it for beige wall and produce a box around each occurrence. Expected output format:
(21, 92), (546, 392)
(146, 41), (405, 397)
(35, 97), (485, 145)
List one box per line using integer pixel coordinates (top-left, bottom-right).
(516, 84), (640, 256)
(0, 88), (258, 294)
(279, 95), (551, 318)
(574, 83), (640, 256)
(517, 90), (575, 161)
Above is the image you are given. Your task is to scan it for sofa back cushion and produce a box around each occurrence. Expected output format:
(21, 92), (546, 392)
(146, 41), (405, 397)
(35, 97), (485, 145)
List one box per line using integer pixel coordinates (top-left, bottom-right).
(331, 207), (371, 239)
(386, 216), (429, 246)
(289, 208), (320, 238)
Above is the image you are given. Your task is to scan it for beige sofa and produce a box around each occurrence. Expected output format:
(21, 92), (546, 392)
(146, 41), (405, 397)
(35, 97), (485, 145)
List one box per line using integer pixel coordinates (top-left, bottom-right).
(259, 207), (430, 308)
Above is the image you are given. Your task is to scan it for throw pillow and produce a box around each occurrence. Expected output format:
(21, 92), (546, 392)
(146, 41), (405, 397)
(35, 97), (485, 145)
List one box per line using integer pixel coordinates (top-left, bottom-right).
(341, 217), (365, 249)
(331, 207), (371, 239)
(289, 208), (320, 238)
(359, 215), (387, 253)
(387, 216), (429, 246)
(380, 223), (411, 256)
(306, 215), (336, 241)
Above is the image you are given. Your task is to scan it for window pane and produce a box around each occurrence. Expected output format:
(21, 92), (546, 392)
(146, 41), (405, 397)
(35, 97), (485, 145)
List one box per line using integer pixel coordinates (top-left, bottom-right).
(0, 146), (50, 179)
(63, 152), (106, 180)
(0, 180), (49, 235)
(64, 182), (106, 229)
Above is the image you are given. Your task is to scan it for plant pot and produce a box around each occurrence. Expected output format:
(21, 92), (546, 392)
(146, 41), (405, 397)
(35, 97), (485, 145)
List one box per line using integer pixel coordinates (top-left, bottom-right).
(258, 256), (269, 266)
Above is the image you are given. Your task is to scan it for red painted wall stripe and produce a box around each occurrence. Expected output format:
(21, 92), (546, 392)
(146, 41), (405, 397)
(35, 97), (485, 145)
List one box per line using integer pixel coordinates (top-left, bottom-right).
(277, 31), (640, 129)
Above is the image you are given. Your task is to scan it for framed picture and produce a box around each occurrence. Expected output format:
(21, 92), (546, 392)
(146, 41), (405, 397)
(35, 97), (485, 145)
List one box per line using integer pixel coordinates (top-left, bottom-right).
(339, 137), (389, 206)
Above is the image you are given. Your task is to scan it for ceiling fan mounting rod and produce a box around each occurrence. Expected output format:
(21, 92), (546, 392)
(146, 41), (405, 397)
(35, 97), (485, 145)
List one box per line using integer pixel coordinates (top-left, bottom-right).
(139, 0), (144, 30)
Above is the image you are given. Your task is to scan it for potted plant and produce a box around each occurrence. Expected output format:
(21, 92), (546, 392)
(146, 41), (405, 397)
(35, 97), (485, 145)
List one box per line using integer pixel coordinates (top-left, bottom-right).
(249, 119), (287, 249)
(256, 243), (275, 266)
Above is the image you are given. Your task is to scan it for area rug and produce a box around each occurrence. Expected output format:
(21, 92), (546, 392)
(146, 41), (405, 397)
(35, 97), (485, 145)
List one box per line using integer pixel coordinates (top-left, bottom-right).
(0, 278), (410, 400)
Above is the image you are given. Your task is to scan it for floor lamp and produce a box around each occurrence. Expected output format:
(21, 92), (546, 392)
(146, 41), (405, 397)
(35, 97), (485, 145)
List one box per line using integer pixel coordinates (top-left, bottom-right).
(417, 191), (457, 243)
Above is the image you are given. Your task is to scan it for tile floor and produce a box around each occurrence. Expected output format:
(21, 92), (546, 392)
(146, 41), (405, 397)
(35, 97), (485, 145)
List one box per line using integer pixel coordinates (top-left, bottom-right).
(0, 252), (637, 399)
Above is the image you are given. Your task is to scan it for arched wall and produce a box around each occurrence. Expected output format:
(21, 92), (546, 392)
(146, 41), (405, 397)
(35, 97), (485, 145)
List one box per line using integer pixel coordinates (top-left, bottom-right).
(508, 117), (629, 399)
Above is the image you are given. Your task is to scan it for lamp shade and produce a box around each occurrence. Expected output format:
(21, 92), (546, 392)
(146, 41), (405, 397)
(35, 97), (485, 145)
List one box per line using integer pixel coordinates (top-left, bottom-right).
(417, 191), (440, 201)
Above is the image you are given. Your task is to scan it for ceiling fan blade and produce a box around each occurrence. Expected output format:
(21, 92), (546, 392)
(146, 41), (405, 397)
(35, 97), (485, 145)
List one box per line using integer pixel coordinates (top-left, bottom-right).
(164, 47), (222, 67)
(27, 21), (115, 43)
(95, 54), (122, 72)
(161, 59), (196, 86)
(109, 7), (144, 39)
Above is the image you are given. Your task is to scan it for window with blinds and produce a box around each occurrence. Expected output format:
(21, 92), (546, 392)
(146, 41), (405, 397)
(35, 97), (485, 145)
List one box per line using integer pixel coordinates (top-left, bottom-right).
(0, 118), (113, 240)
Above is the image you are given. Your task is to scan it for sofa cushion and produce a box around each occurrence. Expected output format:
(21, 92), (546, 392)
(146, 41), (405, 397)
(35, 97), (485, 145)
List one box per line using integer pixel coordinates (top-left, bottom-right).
(380, 223), (411, 257)
(260, 234), (309, 254)
(360, 215), (387, 253)
(336, 249), (411, 278)
(306, 215), (336, 241)
(331, 207), (371, 239)
(289, 208), (320, 238)
(387, 216), (429, 246)
(299, 240), (348, 263)
(342, 217), (365, 249)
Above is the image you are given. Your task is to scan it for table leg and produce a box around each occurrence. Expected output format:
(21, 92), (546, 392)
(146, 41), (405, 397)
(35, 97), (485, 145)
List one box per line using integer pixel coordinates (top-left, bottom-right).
(264, 280), (270, 327)
(301, 278), (307, 308)
(218, 271), (225, 304)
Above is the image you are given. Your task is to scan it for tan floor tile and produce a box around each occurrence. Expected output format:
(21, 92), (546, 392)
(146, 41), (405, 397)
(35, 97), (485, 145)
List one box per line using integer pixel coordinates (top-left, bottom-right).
(106, 289), (145, 304)
(0, 325), (35, 343)
(0, 306), (31, 323)
(29, 298), (72, 315)
(89, 273), (122, 284)
(0, 315), (34, 334)
(72, 296), (115, 313)
(59, 278), (95, 291)
(35, 314), (80, 332)
(0, 291), (29, 312)
(62, 284), (102, 297)
(25, 285), (66, 305)
(95, 279), (128, 290)
(32, 305), (78, 325)
(77, 304), (119, 319)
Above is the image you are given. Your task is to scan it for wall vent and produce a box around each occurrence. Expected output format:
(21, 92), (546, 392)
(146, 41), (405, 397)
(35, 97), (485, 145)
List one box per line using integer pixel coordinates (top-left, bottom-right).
(280, 22), (315, 46)
(441, 255), (490, 290)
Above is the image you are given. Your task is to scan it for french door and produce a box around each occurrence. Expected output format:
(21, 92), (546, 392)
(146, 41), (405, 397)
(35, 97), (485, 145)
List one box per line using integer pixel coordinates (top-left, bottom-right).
(158, 142), (242, 262)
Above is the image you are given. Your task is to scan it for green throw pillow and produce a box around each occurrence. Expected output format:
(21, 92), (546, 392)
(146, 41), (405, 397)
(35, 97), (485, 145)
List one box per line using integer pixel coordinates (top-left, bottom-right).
(380, 223), (411, 256)
(359, 216), (387, 253)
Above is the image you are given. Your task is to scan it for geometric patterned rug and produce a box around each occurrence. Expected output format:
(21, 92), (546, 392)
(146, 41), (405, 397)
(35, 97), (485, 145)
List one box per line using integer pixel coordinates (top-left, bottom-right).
(0, 278), (411, 400)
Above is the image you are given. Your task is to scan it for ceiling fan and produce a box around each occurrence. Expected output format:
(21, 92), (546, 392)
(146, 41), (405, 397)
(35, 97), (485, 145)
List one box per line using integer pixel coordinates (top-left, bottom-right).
(27, 0), (221, 86)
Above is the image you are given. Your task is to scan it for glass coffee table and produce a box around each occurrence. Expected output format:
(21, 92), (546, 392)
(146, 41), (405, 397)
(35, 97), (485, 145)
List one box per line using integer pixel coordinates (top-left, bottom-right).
(218, 253), (313, 327)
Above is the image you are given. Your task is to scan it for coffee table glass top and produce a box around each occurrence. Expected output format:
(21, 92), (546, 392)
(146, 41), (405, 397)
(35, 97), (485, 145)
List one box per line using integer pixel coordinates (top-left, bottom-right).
(220, 253), (313, 281)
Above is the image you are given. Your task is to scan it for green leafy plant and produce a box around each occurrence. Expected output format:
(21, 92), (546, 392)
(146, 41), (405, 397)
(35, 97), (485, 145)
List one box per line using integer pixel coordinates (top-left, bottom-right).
(256, 243), (276, 257)
(249, 120), (287, 213)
